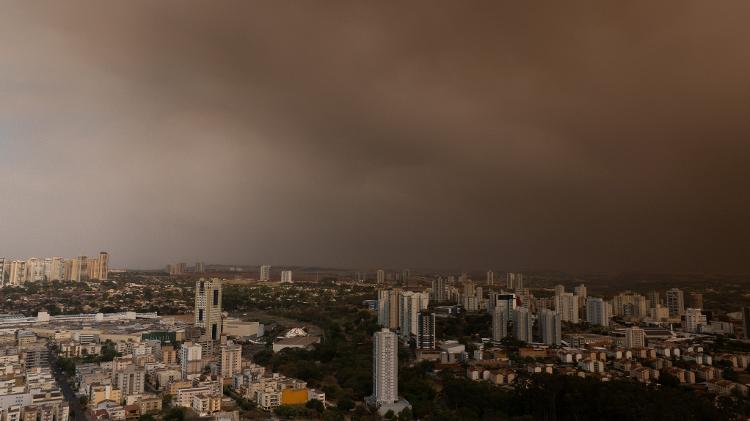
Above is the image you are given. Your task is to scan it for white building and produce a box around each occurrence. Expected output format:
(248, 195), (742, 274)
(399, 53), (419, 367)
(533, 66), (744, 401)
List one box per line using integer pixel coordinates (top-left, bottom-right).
(666, 288), (685, 317)
(586, 297), (611, 326)
(492, 307), (509, 342)
(539, 309), (561, 346)
(513, 307), (533, 343)
(684, 308), (707, 333)
(371, 328), (398, 406)
(506, 272), (524, 291)
(195, 278), (222, 340)
(624, 327), (646, 349)
(180, 342), (203, 378)
(554, 293), (579, 323)
(377, 269), (385, 284)
(399, 292), (428, 338)
(280, 270), (293, 283)
(259, 265), (271, 282)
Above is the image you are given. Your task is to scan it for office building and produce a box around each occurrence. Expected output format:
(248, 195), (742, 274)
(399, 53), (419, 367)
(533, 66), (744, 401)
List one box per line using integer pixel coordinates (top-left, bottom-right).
(513, 307), (533, 343)
(280, 270), (293, 283)
(586, 297), (611, 327)
(371, 328), (398, 406)
(554, 292), (579, 323)
(666, 288), (685, 317)
(486, 270), (494, 286)
(417, 312), (436, 349)
(195, 278), (222, 340)
(539, 309), (562, 346)
(259, 265), (271, 282)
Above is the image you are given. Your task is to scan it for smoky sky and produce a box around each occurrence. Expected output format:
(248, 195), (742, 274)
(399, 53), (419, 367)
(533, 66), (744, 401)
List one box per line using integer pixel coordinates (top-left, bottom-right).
(1, 1), (749, 272)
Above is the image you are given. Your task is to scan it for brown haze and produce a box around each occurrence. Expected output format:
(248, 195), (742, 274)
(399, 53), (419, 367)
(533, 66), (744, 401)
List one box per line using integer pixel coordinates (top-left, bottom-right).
(1, 1), (749, 271)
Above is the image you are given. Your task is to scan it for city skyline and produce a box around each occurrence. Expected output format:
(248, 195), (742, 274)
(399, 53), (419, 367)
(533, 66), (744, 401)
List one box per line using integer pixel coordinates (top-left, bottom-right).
(2, 2), (750, 272)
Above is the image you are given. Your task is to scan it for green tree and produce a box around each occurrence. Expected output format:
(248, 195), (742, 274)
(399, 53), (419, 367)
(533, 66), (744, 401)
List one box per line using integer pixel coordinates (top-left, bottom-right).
(306, 399), (325, 413)
(337, 396), (355, 412)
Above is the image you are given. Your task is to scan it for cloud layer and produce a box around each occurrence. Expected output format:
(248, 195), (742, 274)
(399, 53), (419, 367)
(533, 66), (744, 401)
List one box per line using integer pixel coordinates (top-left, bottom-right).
(1, 1), (749, 271)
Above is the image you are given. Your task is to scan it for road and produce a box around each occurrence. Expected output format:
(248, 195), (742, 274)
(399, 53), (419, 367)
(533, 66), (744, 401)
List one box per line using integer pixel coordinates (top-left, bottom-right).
(51, 356), (91, 421)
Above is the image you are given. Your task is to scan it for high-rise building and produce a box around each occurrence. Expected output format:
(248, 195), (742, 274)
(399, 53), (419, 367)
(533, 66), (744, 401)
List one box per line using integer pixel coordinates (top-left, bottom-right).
(506, 272), (524, 291)
(377, 269), (385, 284)
(168, 262), (186, 276)
(218, 341), (242, 378)
(486, 270), (494, 286)
(492, 307), (509, 342)
(50, 257), (65, 281)
(195, 262), (206, 273)
(539, 309), (562, 345)
(554, 284), (565, 296)
(689, 293), (704, 309)
(180, 341), (203, 378)
(259, 265), (271, 282)
(461, 279), (483, 311)
(417, 312), (436, 350)
(114, 367), (145, 398)
(280, 270), (293, 283)
(97, 252), (109, 280)
(513, 307), (533, 343)
(195, 278), (222, 340)
(624, 327), (646, 348)
(377, 289), (390, 327)
(9, 260), (27, 285)
(66, 258), (79, 282)
(742, 307), (750, 339)
(388, 289), (400, 329)
(666, 288), (685, 317)
(554, 292), (579, 323)
(647, 291), (660, 308)
(26, 258), (44, 282)
(402, 269), (410, 283)
(399, 292), (428, 338)
(489, 293), (517, 320)
(371, 328), (398, 406)
(573, 284), (587, 299)
(586, 297), (611, 326)
(684, 308), (707, 332)
(0, 258), (5, 288)
(431, 277), (448, 303)
(612, 292), (648, 319)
